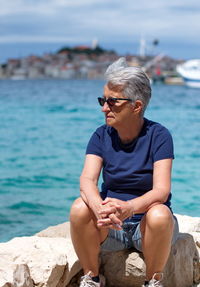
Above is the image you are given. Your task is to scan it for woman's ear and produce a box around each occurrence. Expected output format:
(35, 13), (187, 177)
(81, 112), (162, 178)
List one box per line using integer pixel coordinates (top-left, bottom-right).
(133, 100), (144, 114)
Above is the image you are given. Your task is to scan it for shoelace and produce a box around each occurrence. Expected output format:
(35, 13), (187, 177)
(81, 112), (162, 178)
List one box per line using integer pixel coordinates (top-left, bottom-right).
(80, 273), (99, 287)
(148, 273), (163, 287)
(149, 279), (163, 287)
(148, 278), (163, 287)
(148, 272), (163, 287)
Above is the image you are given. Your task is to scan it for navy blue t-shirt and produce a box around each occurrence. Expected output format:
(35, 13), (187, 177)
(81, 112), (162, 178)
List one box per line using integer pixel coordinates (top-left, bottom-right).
(86, 118), (174, 222)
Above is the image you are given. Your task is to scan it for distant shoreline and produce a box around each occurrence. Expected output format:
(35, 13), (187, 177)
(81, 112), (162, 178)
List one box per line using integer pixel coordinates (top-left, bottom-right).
(0, 45), (184, 83)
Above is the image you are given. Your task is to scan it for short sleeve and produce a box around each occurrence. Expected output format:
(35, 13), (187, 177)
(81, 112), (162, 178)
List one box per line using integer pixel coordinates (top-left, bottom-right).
(152, 126), (174, 162)
(86, 128), (103, 157)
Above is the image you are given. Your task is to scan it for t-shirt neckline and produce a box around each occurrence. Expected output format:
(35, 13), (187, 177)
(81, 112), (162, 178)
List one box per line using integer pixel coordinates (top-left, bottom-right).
(116, 118), (148, 150)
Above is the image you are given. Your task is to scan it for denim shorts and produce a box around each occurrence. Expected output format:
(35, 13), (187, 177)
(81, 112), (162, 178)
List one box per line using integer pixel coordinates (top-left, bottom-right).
(101, 215), (179, 252)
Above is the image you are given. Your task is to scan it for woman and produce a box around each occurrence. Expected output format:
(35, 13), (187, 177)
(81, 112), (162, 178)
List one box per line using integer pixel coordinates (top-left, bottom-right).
(70, 58), (179, 287)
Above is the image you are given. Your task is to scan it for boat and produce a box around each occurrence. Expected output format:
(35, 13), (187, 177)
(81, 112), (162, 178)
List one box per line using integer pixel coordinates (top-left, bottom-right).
(176, 59), (200, 88)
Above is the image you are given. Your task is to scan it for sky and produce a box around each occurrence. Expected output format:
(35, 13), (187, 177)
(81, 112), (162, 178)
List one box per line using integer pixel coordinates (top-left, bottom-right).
(0, 0), (200, 63)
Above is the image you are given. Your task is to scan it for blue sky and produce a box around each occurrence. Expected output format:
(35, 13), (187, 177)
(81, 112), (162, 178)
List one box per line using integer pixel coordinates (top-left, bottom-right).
(1, 0), (200, 62)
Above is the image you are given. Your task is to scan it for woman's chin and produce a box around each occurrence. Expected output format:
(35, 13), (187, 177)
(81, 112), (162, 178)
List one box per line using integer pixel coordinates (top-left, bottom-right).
(105, 118), (114, 126)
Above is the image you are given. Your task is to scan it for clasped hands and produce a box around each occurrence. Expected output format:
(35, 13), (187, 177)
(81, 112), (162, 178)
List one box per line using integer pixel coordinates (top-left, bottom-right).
(97, 197), (134, 230)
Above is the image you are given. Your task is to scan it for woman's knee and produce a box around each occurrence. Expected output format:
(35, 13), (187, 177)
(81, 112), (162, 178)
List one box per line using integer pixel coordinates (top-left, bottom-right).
(70, 197), (92, 224)
(145, 204), (174, 230)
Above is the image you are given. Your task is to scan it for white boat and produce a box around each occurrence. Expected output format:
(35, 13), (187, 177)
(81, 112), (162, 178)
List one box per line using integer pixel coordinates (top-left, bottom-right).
(177, 59), (200, 88)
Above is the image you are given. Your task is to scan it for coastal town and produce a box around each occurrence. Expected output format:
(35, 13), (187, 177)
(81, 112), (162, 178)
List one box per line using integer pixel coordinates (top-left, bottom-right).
(0, 44), (185, 84)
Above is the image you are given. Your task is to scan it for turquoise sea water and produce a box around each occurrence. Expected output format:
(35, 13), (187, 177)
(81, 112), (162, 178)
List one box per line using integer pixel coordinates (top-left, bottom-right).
(0, 79), (200, 242)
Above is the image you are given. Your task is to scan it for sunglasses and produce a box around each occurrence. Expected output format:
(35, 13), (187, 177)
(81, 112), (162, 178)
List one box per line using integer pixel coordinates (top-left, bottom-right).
(97, 97), (132, 107)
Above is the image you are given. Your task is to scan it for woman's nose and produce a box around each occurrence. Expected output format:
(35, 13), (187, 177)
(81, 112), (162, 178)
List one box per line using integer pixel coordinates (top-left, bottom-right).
(102, 102), (110, 112)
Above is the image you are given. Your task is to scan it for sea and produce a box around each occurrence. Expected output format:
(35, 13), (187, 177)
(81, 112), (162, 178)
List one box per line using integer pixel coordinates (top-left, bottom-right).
(0, 79), (199, 242)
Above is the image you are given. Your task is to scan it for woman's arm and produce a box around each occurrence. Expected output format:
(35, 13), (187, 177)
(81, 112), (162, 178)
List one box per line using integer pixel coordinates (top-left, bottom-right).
(98, 158), (173, 226)
(129, 158), (173, 214)
(80, 154), (122, 225)
(80, 154), (103, 218)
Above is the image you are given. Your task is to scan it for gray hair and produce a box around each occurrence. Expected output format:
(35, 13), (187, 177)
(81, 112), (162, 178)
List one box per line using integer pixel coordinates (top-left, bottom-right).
(105, 57), (151, 113)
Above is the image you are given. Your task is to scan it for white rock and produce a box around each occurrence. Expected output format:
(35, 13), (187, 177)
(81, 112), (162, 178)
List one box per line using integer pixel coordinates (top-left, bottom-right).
(0, 236), (81, 287)
(36, 222), (70, 238)
(13, 265), (33, 287)
(175, 213), (200, 233)
(0, 214), (199, 287)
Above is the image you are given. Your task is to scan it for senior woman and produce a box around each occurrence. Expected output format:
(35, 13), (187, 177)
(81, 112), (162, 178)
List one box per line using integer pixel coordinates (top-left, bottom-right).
(70, 58), (179, 287)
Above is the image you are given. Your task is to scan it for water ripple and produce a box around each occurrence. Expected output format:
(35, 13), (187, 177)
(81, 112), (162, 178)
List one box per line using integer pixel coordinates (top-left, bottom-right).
(0, 79), (199, 242)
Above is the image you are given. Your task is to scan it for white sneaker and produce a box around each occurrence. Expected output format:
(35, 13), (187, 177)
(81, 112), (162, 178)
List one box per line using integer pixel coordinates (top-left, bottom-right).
(142, 273), (163, 287)
(80, 272), (105, 287)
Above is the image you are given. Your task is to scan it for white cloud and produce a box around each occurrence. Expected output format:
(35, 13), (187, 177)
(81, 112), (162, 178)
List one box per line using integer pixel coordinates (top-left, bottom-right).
(0, 0), (200, 45)
(0, 0), (53, 16)
(0, 0), (104, 16)
(0, 35), (78, 43)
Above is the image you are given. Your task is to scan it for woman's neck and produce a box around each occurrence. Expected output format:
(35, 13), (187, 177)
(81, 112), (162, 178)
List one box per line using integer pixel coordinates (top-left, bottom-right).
(117, 117), (144, 144)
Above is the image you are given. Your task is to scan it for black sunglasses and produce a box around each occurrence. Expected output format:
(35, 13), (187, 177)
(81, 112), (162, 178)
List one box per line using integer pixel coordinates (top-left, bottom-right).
(97, 97), (132, 107)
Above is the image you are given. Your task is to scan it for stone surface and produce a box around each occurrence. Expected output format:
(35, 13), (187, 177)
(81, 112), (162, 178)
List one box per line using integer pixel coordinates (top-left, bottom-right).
(174, 213), (200, 233)
(99, 232), (200, 287)
(36, 222), (70, 238)
(100, 249), (146, 287)
(0, 214), (199, 287)
(13, 265), (34, 287)
(0, 236), (81, 287)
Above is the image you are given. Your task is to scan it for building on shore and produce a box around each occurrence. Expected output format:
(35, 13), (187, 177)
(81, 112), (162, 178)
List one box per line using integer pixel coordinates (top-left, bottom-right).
(0, 45), (184, 82)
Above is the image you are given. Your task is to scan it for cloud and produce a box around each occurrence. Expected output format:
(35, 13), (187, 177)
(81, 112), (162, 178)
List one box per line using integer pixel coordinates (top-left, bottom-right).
(0, 0), (200, 46)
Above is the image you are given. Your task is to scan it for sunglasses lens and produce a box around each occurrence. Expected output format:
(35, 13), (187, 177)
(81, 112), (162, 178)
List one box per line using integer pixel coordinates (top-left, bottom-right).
(98, 97), (105, 106)
(98, 97), (117, 106)
(107, 98), (116, 106)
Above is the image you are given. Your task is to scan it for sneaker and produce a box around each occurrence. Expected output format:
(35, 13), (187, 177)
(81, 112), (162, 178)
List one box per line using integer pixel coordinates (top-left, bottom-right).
(142, 273), (163, 287)
(80, 272), (105, 287)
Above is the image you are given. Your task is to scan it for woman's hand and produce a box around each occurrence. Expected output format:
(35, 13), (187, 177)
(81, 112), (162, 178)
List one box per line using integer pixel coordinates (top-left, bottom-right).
(97, 197), (134, 230)
(98, 199), (122, 230)
(89, 198), (120, 222)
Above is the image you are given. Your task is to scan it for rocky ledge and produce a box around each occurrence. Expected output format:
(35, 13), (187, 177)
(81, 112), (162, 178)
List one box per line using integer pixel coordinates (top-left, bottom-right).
(0, 214), (199, 287)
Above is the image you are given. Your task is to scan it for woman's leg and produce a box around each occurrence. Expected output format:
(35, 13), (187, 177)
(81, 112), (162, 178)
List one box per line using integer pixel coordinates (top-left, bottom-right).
(140, 204), (174, 281)
(70, 197), (109, 276)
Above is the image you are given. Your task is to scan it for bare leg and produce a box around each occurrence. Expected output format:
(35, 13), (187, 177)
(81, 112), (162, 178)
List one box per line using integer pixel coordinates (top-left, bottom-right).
(70, 197), (109, 276)
(140, 204), (174, 281)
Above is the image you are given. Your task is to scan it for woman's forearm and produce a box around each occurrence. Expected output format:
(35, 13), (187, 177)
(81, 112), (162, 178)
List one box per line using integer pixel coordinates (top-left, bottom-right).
(80, 175), (103, 214)
(129, 188), (170, 214)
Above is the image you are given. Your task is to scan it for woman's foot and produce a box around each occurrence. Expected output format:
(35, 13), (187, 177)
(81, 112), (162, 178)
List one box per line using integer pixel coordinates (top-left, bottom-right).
(80, 272), (106, 287)
(142, 273), (163, 287)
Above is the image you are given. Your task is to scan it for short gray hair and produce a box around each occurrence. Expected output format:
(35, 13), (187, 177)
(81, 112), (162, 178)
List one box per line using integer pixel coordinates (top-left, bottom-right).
(105, 57), (151, 113)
